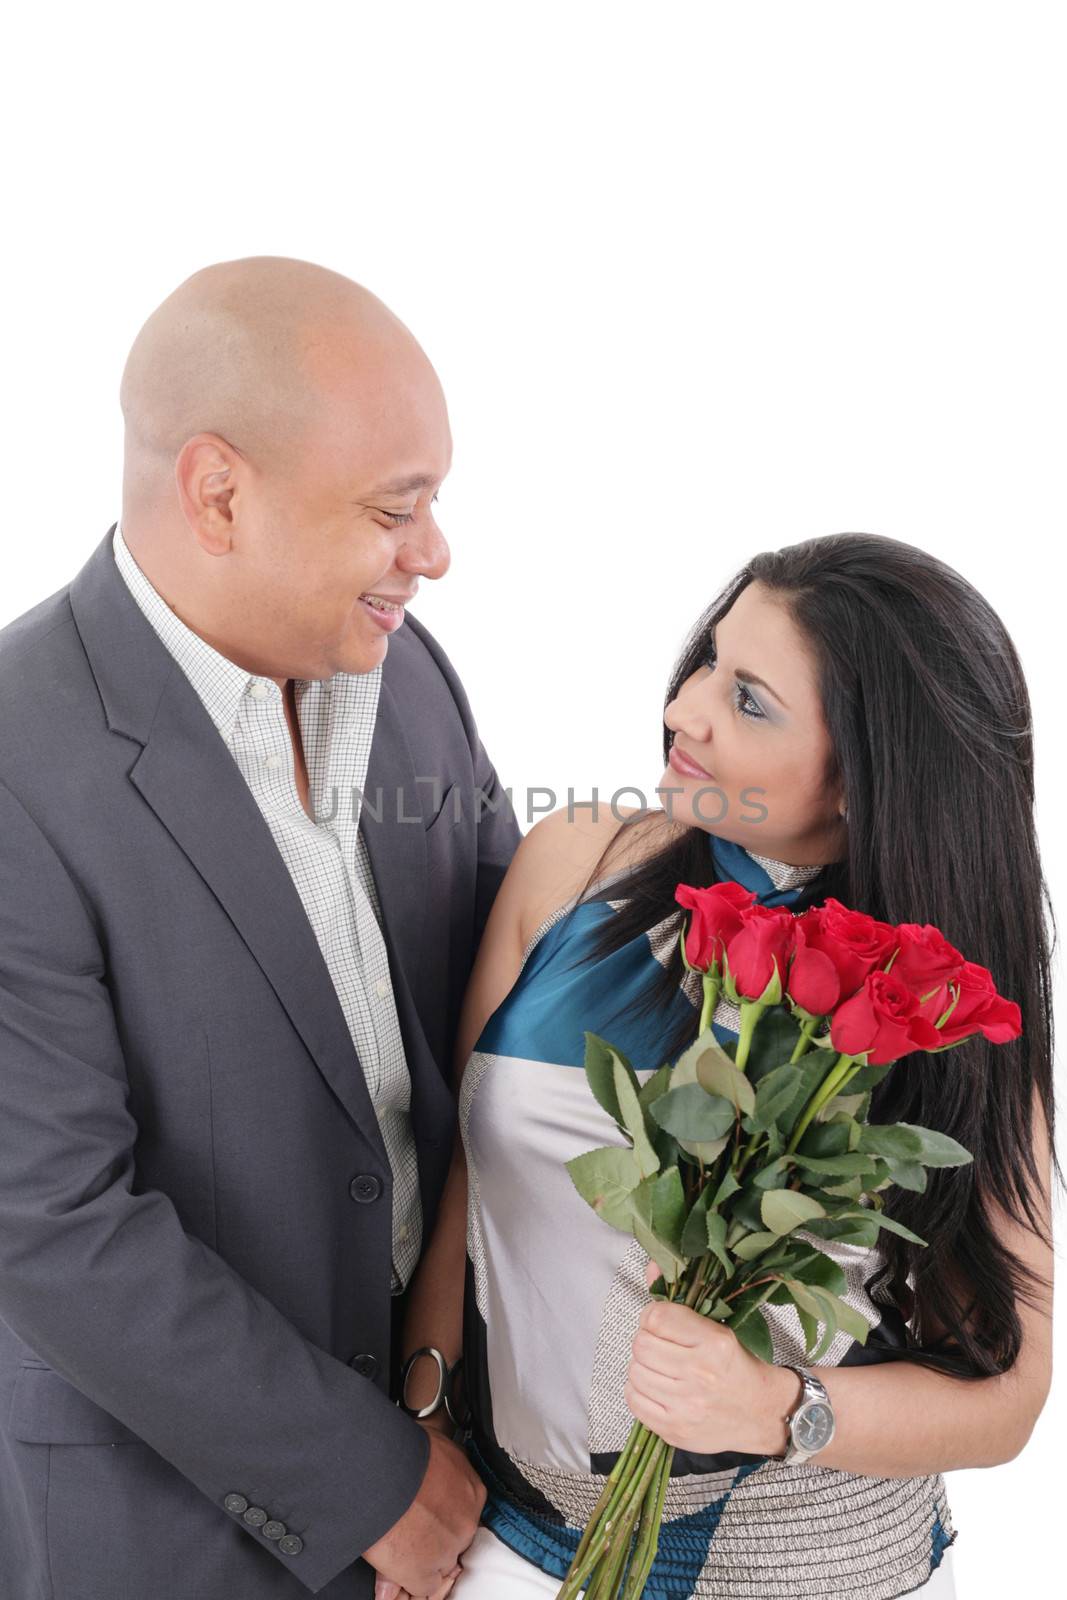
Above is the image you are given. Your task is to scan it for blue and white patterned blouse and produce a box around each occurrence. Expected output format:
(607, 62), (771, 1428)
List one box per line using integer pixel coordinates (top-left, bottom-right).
(457, 830), (956, 1599)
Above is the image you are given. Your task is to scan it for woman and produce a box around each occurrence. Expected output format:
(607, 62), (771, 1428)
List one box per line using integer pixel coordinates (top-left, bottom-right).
(392, 533), (1057, 1600)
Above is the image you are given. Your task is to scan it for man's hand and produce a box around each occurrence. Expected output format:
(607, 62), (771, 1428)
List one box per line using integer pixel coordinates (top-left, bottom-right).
(365, 1428), (485, 1598)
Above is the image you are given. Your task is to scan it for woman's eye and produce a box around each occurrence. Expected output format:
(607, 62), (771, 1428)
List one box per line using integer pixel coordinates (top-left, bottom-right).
(701, 646), (765, 721)
(736, 685), (765, 721)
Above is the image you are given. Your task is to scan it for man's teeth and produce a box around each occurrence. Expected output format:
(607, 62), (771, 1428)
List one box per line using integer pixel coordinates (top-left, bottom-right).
(362, 594), (402, 613)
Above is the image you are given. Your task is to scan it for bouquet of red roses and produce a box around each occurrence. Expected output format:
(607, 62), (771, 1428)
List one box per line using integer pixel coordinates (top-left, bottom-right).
(555, 881), (1022, 1600)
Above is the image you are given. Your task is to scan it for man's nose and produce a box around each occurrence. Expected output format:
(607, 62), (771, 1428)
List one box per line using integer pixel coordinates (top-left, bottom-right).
(399, 521), (450, 580)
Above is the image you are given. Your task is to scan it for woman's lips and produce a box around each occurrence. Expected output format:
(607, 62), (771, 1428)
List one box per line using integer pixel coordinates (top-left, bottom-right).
(668, 743), (716, 780)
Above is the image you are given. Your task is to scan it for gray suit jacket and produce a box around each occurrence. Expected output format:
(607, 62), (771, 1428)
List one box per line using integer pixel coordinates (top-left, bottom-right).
(0, 526), (522, 1598)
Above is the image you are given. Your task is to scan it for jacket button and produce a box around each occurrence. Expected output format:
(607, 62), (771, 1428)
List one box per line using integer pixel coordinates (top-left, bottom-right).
(278, 1534), (304, 1555)
(349, 1352), (379, 1380)
(224, 1493), (248, 1514)
(243, 1506), (268, 1527)
(350, 1174), (382, 1203)
(263, 1520), (287, 1540)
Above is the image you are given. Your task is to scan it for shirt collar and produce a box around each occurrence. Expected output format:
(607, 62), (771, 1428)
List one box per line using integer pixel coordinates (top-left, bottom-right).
(112, 521), (264, 744)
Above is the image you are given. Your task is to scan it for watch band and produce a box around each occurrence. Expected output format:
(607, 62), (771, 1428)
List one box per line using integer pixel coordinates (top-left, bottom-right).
(780, 1363), (834, 1464)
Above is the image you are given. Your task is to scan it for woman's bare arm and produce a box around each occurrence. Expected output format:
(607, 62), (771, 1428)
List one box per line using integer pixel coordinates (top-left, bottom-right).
(396, 805), (646, 1425)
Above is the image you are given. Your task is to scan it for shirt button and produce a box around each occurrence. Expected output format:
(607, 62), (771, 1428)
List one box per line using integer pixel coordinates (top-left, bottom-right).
(263, 1520), (287, 1540)
(278, 1534), (304, 1556)
(264, 753), (283, 770)
(375, 979), (390, 998)
(242, 1506), (268, 1527)
(224, 1493), (248, 1514)
(249, 683), (271, 700)
(349, 1174), (383, 1204)
(349, 1352), (379, 1380)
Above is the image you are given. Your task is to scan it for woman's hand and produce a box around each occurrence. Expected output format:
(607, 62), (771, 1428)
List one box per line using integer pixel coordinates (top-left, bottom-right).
(374, 1561), (462, 1600)
(624, 1260), (800, 1456)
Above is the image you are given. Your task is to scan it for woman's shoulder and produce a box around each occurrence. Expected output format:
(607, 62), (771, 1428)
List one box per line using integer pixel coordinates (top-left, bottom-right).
(512, 802), (685, 951)
(451, 804), (684, 1081)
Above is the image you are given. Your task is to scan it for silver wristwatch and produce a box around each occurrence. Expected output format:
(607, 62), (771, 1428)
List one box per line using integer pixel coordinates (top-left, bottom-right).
(780, 1364), (836, 1463)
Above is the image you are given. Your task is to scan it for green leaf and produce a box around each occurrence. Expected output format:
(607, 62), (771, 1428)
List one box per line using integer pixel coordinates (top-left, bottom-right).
(884, 1160), (927, 1192)
(796, 1303), (820, 1357)
(631, 1168), (688, 1257)
(895, 1123), (974, 1168)
(613, 1056), (660, 1177)
(704, 1208), (735, 1280)
(583, 1033), (632, 1126)
(670, 1028), (720, 1089)
(793, 1151), (883, 1177)
(801, 1213), (881, 1248)
(820, 1176), (868, 1200)
(565, 1146), (642, 1231)
(787, 1249), (848, 1298)
(694, 1046), (756, 1115)
(835, 1206), (929, 1247)
(729, 1307), (774, 1363)
(796, 1120), (852, 1159)
(857, 1124), (925, 1161)
(637, 1063), (673, 1111)
(649, 1084), (736, 1142)
(712, 1167), (742, 1208)
(751, 1156), (793, 1190)
(838, 1059), (895, 1092)
(742, 1009), (806, 1083)
(761, 1188), (828, 1236)
(749, 1063), (801, 1132)
(731, 1229), (783, 1261)
(680, 1184), (714, 1259)
(815, 1090), (868, 1123)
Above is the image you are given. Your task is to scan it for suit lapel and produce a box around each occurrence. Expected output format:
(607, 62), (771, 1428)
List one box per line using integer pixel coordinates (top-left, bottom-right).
(68, 526), (440, 1167)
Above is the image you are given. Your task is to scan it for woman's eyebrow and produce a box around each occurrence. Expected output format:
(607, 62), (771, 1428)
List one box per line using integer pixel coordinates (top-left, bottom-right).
(711, 626), (790, 709)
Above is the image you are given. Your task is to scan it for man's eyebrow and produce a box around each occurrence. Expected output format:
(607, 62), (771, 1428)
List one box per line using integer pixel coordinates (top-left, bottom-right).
(370, 473), (440, 496)
(711, 624), (789, 710)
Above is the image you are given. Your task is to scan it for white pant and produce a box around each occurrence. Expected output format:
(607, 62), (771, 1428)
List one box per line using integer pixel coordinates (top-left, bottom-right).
(453, 1523), (957, 1598)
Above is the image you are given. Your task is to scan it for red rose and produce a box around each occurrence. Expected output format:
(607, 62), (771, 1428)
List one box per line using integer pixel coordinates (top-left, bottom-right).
(787, 913), (842, 1015)
(674, 881), (756, 972)
(923, 959), (1023, 1046)
(889, 922), (966, 999)
(830, 968), (943, 1065)
(725, 904), (797, 1003)
(788, 900), (898, 1016)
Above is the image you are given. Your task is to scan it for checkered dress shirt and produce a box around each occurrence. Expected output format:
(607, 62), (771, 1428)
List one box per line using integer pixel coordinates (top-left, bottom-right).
(112, 523), (422, 1293)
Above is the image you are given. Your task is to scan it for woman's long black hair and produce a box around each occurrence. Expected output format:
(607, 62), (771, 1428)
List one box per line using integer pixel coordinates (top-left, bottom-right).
(564, 532), (1059, 1383)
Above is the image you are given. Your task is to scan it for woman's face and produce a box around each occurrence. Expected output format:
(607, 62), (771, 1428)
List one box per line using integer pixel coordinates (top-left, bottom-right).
(657, 581), (847, 866)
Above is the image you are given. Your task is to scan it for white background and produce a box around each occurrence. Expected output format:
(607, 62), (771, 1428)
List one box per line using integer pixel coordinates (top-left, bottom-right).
(3, 3), (1063, 1592)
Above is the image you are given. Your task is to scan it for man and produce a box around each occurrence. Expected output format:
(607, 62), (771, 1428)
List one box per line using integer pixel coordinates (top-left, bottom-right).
(0, 257), (520, 1598)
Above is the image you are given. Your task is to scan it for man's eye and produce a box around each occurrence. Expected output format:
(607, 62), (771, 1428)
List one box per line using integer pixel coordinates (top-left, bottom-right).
(380, 492), (439, 527)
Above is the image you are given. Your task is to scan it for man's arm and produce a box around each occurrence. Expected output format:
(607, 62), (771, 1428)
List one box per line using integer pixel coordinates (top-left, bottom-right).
(0, 778), (432, 1596)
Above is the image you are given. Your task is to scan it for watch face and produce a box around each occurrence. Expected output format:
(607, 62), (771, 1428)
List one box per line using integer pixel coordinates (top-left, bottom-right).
(795, 1402), (834, 1452)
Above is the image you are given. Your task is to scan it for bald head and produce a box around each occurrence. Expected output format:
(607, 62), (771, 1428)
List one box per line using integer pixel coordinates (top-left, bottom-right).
(115, 255), (452, 684)
(120, 255), (424, 517)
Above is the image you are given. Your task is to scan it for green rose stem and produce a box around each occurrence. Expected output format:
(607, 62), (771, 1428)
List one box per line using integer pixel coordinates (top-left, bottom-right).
(620, 1441), (673, 1599)
(786, 1054), (860, 1153)
(556, 1425), (661, 1599)
(698, 970), (721, 1035)
(556, 1261), (728, 1599)
(789, 1015), (823, 1060)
